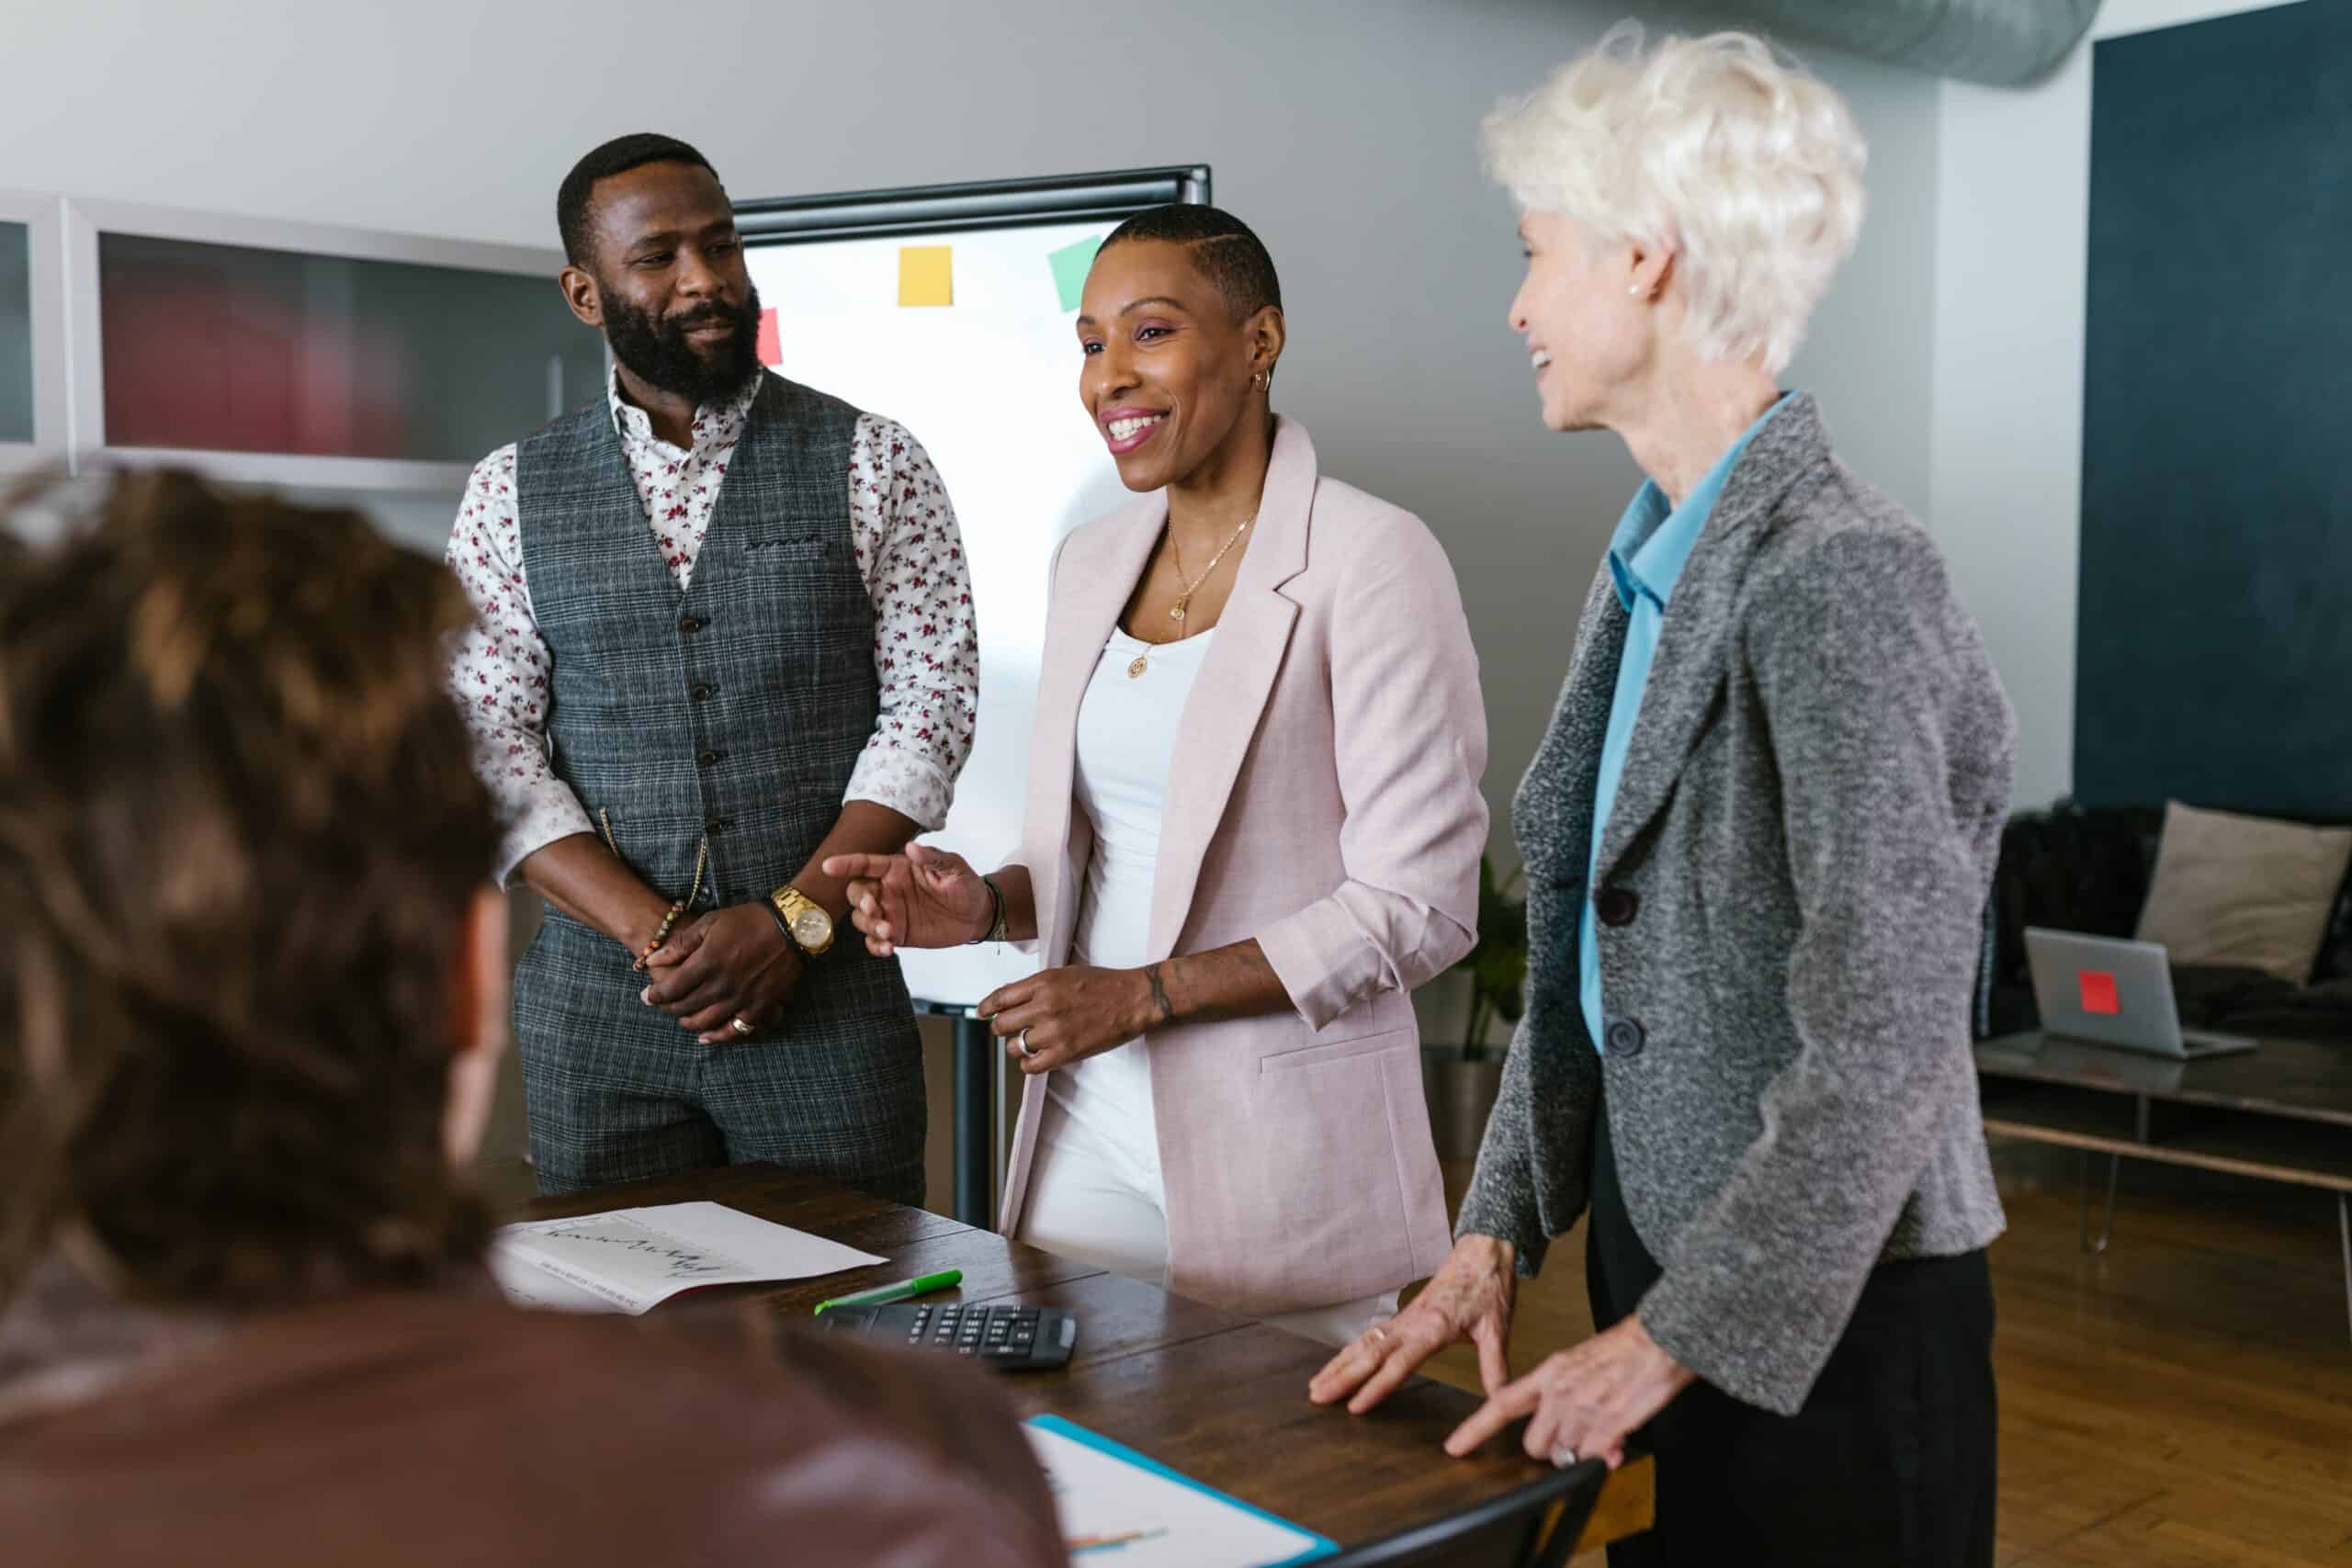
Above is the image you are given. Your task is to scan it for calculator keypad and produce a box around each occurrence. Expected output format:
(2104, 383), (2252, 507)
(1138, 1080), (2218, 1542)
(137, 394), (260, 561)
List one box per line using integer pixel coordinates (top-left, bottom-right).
(844, 1303), (1069, 1371)
(907, 1303), (1045, 1359)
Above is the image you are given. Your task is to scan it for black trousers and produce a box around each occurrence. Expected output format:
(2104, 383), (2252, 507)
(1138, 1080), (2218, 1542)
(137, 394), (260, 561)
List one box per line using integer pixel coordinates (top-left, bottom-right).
(1588, 1086), (1997, 1568)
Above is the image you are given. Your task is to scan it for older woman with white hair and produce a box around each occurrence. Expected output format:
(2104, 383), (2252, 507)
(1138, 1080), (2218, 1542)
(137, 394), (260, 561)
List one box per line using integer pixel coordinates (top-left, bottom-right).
(1312, 27), (2015, 1567)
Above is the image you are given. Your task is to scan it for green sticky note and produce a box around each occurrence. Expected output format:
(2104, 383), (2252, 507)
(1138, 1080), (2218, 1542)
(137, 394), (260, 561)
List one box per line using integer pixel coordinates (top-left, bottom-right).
(1048, 234), (1103, 313)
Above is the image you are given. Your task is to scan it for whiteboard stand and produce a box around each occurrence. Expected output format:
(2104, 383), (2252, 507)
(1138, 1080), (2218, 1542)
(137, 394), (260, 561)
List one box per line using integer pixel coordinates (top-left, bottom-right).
(915, 998), (999, 1227)
(738, 167), (1211, 1231)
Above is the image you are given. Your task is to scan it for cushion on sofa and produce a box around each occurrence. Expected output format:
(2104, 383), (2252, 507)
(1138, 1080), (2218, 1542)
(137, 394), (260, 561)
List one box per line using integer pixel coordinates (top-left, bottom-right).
(2135, 801), (2352, 985)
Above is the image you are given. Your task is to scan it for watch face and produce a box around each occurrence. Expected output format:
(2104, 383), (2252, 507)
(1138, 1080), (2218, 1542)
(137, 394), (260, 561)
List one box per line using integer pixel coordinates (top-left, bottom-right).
(793, 908), (832, 945)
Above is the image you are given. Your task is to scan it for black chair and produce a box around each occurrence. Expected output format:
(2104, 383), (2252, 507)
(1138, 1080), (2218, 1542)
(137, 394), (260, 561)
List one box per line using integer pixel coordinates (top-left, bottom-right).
(1318, 1460), (1610, 1568)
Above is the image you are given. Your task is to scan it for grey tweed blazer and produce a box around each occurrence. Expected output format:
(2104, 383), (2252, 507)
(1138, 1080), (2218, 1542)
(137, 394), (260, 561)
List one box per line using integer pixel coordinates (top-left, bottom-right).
(1455, 395), (2015, 1416)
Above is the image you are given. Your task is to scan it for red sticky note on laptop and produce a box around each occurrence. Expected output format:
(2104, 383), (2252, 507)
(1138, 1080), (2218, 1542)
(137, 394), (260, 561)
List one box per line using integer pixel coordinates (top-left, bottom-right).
(2077, 969), (2121, 1016)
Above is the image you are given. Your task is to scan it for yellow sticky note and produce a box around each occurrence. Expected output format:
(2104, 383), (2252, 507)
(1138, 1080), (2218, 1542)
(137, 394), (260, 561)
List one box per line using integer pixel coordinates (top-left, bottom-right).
(898, 245), (954, 307)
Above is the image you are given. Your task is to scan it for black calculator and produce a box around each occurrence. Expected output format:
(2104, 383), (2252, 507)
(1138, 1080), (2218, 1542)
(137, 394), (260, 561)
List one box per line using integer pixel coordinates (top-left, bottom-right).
(820, 1300), (1078, 1371)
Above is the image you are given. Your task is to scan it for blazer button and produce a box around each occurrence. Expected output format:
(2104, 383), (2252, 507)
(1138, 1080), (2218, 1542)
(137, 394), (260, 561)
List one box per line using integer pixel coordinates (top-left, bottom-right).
(690, 682), (714, 701)
(678, 615), (703, 634)
(705, 814), (731, 834)
(1605, 1018), (1645, 1057)
(696, 750), (720, 766)
(1596, 888), (1639, 928)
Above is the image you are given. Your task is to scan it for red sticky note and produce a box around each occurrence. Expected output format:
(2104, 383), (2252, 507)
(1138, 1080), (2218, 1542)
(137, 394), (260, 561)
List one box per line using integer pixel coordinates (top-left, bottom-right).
(2077, 970), (2120, 1016)
(755, 307), (781, 368)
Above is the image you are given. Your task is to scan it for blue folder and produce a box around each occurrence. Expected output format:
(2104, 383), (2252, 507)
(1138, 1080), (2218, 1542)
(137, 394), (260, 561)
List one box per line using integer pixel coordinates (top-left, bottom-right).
(1024, 1414), (1339, 1565)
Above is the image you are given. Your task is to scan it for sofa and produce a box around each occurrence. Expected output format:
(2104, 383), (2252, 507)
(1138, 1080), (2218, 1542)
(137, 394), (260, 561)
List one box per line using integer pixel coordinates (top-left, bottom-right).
(1975, 802), (2352, 1044)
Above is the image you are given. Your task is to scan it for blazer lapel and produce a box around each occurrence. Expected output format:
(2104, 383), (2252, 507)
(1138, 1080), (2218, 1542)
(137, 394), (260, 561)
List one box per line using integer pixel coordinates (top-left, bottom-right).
(1516, 566), (1625, 888)
(1593, 394), (1832, 885)
(1031, 504), (1162, 963)
(1145, 418), (1315, 958)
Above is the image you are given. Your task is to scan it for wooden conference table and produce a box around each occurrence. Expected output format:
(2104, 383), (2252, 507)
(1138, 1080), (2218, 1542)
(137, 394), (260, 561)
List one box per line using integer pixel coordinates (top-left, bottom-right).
(526, 1162), (1654, 1557)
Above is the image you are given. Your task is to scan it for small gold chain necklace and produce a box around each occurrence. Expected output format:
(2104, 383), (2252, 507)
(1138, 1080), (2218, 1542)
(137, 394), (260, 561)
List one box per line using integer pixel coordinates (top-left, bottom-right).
(1169, 513), (1253, 626)
(1129, 513), (1252, 679)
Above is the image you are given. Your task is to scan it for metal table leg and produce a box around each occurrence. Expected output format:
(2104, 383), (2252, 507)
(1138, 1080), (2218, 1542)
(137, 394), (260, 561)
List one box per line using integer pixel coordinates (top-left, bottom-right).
(952, 1012), (995, 1228)
(2078, 1150), (2120, 1255)
(2338, 1192), (2349, 1350)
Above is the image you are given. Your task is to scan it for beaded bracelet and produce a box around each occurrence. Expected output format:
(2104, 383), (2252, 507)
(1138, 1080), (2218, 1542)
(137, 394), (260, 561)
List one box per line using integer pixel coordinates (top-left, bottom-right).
(967, 874), (1008, 946)
(634, 899), (686, 971)
(627, 838), (710, 973)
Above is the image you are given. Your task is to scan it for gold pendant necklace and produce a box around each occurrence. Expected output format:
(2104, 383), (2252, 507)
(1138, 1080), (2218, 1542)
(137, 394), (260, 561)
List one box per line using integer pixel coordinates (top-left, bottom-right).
(1166, 512), (1255, 628)
(1130, 512), (1254, 678)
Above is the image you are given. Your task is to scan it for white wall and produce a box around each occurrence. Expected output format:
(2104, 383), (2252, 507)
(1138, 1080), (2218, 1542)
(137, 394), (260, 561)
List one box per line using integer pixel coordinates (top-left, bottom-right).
(1927, 0), (2308, 809)
(0, 0), (1947, 858)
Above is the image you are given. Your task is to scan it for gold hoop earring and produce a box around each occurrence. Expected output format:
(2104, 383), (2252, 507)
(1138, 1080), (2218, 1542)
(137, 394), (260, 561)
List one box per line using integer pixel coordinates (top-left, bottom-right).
(1254, 368), (1272, 391)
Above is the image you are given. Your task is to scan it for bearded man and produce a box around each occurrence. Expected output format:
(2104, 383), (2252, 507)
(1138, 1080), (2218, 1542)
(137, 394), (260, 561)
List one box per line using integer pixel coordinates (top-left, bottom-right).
(446, 132), (976, 1200)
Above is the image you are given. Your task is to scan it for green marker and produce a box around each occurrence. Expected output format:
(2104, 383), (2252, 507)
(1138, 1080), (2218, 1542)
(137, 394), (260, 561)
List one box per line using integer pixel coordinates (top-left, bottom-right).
(813, 1268), (963, 1316)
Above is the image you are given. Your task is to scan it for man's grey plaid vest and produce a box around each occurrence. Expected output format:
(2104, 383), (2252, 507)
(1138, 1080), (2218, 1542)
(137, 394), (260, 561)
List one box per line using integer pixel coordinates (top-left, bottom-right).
(509, 373), (924, 1201)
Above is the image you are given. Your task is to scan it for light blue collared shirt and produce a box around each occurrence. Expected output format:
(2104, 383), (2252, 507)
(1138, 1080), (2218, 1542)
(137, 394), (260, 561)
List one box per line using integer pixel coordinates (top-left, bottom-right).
(1580, 396), (1789, 1054)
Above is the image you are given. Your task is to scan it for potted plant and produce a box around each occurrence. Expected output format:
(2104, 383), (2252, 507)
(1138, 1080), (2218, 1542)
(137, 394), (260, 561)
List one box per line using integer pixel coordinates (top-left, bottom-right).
(1421, 855), (1527, 1161)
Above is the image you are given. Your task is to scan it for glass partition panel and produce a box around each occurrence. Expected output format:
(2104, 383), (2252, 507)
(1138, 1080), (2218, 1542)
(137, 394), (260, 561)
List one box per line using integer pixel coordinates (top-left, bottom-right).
(0, 221), (33, 444)
(97, 233), (604, 461)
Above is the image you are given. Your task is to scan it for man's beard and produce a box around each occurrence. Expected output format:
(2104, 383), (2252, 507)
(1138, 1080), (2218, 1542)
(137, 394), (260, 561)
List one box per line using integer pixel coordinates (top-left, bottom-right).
(601, 281), (763, 407)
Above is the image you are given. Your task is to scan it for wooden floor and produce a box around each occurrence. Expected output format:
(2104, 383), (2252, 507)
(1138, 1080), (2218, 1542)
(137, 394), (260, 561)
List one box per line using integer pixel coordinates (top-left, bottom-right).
(1409, 1148), (2352, 1566)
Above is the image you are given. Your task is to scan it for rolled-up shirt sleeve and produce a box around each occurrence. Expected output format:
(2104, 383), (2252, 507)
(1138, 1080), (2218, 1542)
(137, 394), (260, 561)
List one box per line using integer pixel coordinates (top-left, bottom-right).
(1256, 508), (1489, 1030)
(843, 417), (979, 829)
(443, 446), (594, 886)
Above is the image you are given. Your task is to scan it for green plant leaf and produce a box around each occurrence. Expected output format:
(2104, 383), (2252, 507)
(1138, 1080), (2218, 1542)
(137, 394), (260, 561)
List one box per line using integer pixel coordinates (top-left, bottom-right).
(1449, 853), (1531, 1047)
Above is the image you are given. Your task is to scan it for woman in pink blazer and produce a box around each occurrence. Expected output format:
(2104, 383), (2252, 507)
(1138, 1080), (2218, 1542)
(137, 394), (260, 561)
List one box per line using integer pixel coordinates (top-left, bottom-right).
(826, 205), (1487, 1342)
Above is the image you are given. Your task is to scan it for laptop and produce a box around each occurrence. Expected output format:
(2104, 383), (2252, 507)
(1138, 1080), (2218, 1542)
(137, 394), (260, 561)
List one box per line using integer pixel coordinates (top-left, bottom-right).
(2023, 928), (2258, 1059)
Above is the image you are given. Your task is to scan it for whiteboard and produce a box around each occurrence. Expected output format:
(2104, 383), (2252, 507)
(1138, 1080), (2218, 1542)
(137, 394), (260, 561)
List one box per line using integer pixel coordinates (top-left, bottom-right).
(744, 219), (1133, 1007)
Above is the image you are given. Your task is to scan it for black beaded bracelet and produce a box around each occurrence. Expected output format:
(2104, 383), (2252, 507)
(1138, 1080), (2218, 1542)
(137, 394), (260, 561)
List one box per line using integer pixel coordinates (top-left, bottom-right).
(967, 874), (1007, 945)
(763, 899), (797, 950)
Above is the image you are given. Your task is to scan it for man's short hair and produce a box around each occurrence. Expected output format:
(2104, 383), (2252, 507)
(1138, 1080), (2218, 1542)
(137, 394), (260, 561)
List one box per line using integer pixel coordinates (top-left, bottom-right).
(0, 472), (501, 1304)
(558, 131), (721, 269)
(1098, 204), (1283, 324)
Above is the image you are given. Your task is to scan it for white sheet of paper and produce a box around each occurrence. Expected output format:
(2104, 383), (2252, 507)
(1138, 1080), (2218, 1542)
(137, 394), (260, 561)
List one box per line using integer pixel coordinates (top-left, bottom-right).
(491, 1201), (884, 1315)
(1024, 1419), (1330, 1568)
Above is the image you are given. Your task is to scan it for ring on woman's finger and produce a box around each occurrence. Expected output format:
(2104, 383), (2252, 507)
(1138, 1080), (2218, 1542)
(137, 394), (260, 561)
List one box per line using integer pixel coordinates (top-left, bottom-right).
(728, 1015), (754, 1038)
(1366, 1324), (1389, 1346)
(1550, 1445), (1578, 1469)
(1017, 1027), (1037, 1059)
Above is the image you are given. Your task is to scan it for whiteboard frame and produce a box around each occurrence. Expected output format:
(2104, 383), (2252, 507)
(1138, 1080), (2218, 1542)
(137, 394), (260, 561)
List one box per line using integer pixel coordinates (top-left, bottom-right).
(738, 165), (1210, 1010)
(0, 190), (70, 478)
(737, 164), (1210, 245)
(60, 196), (573, 492)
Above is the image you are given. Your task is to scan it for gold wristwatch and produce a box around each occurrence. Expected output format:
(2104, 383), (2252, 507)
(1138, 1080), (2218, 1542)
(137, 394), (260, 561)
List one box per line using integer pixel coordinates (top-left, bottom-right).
(769, 886), (836, 956)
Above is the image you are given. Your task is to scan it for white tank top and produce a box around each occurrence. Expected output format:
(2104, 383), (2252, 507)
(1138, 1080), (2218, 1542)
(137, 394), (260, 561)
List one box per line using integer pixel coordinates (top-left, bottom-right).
(1047, 625), (1218, 1174)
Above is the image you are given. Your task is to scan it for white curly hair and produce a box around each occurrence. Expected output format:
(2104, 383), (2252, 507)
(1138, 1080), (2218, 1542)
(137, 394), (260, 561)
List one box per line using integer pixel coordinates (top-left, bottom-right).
(1484, 23), (1867, 375)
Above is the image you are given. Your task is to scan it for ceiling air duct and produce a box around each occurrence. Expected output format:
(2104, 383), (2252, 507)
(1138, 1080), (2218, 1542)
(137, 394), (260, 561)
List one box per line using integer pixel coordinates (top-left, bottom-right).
(1698, 0), (2103, 85)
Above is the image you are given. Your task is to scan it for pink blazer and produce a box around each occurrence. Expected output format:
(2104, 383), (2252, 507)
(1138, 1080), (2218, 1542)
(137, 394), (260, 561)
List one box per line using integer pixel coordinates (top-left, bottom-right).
(1000, 418), (1488, 1315)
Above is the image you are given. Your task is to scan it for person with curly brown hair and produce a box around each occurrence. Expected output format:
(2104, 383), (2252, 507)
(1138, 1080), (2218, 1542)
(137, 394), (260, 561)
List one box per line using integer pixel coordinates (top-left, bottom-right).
(0, 472), (1059, 1567)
